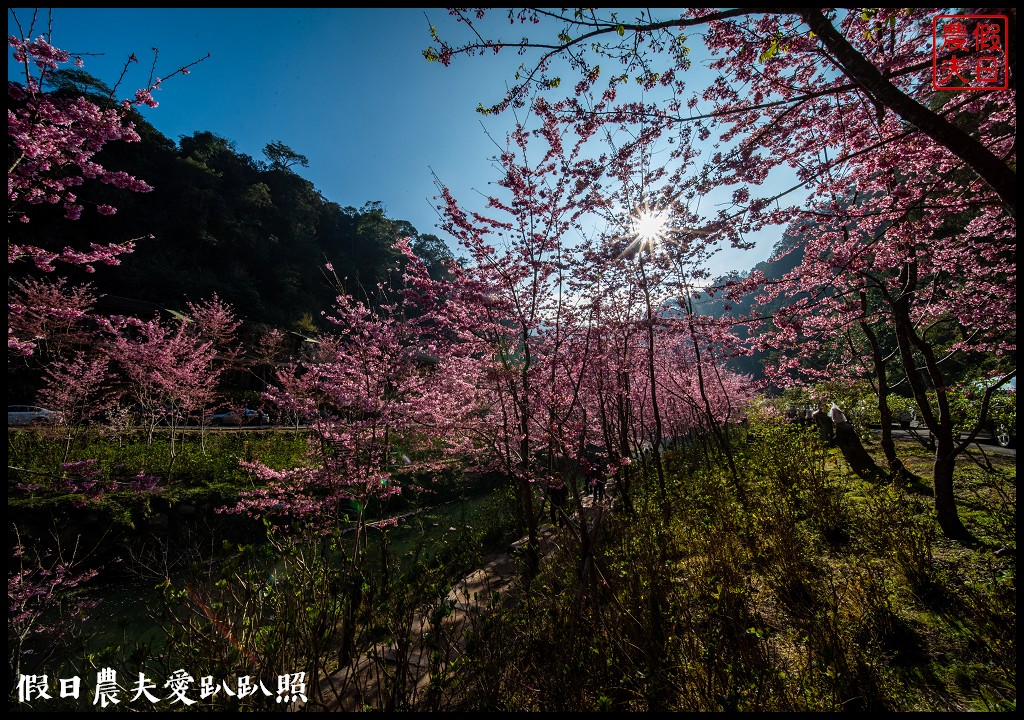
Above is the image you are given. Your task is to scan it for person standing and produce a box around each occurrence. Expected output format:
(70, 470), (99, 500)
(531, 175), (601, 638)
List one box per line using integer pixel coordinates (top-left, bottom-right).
(829, 402), (848, 427)
(547, 479), (569, 527)
(812, 405), (834, 444)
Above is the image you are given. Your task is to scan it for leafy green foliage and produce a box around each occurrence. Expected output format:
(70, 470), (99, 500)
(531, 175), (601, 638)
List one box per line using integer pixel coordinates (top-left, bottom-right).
(8, 408), (1015, 712)
(943, 377), (1016, 437)
(437, 412), (1014, 711)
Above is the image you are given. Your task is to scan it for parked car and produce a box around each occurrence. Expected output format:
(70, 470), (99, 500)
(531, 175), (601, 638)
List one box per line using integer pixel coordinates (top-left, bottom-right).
(954, 376), (1016, 448)
(894, 407), (916, 429)
(209, 408), (270, 426)
(980, 376), (1016, 448)
(7, 405), (61, 426)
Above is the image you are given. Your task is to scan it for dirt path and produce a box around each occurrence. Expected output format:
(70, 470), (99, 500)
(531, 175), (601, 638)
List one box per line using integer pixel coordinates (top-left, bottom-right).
(315, 491), (606, 711)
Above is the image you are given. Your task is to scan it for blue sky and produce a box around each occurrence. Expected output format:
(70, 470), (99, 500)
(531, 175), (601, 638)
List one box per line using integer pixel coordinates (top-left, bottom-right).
(8, 7), (783, 279)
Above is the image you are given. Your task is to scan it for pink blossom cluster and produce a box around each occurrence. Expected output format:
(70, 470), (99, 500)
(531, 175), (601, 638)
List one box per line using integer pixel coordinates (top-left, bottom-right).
(8, 37), (154, 227)
(11, 459), (164, 507)
(9, 540), (100, 649)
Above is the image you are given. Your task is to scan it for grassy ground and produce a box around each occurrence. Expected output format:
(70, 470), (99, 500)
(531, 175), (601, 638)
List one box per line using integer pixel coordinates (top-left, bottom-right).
(430, 426), (1016, 712)
(7, 423), (1015, 711)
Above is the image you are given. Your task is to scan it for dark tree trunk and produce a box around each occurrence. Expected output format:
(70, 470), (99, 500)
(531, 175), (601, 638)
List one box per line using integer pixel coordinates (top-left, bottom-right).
(834, 420), (884, 479)
(858, 290), (903, 476)
(889, 256), (968, 539)
(932, 432), (969, 538)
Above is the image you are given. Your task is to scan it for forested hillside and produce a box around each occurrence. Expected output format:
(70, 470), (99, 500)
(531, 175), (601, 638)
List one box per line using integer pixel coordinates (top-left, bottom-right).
(692, 231), (806, 381)
(8, 71), (456, 332)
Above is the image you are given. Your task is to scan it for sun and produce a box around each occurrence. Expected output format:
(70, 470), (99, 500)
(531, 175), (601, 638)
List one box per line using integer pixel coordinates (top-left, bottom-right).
(631, 205), (672, 249)
(616, 203), (673, 259)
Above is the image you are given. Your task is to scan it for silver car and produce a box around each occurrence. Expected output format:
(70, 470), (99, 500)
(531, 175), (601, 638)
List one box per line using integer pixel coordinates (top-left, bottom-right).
(8, 405), (60, 426)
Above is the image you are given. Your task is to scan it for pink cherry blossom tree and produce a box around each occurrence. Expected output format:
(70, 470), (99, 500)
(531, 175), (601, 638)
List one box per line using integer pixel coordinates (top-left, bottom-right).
(432, 100), (616, 568)
(426, 100), (762, 576)
(425, 8), (1015, 538)
(217, 249), (491, 667)
(7, 276), (95, 359)
(8, 15), (206, 230)
(7, 16), (205, 680)
(8, 528), (99, 683)
(231, 246), (486, 536)
(185, 293), (242, 359)
(426, 9), (1013, 218)
(9, 466), (161, 682)
(183, 293), (243, 442)
(8, 14), (206, 354)
(739, 184), (1015, 536)
(37, 351), (116, 463)
(99, 314), (220, 475)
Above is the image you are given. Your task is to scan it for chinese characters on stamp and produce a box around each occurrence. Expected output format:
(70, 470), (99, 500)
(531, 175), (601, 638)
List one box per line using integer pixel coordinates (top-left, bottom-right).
(933, 14), (1009, 91)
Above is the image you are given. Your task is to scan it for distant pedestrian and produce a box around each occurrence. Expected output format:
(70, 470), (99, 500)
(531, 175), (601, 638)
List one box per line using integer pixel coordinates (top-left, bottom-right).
(547, 480), (569, 527)
(812, 406), (834, 444)
(829, 403), (847, 425)
(830, 401), (855, 445)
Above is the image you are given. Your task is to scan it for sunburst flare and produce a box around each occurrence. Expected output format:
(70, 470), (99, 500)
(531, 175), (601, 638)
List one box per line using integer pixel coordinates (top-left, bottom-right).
(615, 203), (673, 259)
